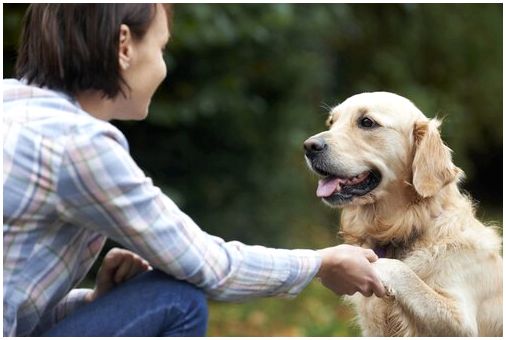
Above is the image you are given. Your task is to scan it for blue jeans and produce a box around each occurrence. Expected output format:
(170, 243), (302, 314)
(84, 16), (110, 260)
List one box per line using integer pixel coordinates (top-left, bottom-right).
(41, 270), (208, 336)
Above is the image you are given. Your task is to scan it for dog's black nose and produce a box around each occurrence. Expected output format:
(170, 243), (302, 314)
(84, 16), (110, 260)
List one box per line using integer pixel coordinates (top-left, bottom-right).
(304, 137), (327, 156)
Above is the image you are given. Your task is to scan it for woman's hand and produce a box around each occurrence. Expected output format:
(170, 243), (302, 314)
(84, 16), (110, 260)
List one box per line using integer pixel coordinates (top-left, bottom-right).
(316, 244), (385, 297)
(86, 248), (151, 302)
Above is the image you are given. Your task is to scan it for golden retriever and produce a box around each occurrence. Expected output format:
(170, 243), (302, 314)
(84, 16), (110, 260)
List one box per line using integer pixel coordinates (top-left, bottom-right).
(304, 92), (502, 336)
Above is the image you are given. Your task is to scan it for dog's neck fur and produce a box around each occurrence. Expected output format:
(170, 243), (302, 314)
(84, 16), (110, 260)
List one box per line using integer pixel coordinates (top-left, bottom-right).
(340, 179), (472, 254)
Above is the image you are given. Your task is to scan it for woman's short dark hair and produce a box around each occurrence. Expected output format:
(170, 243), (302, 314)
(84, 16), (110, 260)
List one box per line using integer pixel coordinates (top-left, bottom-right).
(15, 4), (172, 98)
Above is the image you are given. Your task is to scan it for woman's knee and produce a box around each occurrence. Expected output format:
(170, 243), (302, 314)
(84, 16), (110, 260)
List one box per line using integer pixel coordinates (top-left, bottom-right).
(148, 270), (206, 296)
(177, 282), (208, 336)
(141, 270), (208, 335)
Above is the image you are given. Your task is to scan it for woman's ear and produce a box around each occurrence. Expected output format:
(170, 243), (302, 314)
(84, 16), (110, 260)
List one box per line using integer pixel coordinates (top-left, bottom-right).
(412, 118), (462, 198)
(118, 24), (132, 70)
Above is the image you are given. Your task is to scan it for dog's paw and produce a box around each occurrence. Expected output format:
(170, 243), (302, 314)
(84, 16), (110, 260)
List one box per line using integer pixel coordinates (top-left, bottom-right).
(372, 258), (408, 297)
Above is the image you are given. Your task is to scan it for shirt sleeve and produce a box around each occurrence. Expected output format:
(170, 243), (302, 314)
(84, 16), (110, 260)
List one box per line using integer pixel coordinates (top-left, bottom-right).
(55, 127), (321, 301)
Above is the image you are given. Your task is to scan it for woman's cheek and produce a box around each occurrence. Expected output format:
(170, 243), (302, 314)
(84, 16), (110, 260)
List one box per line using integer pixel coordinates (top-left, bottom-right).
(158, 59), (167, 87)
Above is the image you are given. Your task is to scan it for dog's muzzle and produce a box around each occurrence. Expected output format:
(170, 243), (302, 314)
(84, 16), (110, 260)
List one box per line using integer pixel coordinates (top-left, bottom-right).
(303, 136), (382, 206)
(303, 136), (327, 161)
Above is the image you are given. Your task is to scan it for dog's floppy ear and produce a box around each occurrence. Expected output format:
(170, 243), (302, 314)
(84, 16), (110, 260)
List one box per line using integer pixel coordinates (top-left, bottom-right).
(412, 119), (461, 198)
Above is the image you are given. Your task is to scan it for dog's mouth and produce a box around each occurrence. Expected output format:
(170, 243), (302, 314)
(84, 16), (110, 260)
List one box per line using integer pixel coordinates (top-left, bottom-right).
(314, 168), (382, 205)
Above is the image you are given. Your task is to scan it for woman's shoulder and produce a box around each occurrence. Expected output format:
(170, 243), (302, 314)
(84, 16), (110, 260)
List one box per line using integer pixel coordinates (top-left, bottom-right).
(3, 78), (126, 146)
(3, 78), (74, 107)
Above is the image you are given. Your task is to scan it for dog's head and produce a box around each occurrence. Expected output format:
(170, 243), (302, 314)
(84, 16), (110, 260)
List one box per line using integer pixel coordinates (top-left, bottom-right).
(304, 92), (461, 208)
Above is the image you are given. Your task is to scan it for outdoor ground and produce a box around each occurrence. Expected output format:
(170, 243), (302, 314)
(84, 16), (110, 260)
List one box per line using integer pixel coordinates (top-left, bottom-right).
(207, 280), (360, 336)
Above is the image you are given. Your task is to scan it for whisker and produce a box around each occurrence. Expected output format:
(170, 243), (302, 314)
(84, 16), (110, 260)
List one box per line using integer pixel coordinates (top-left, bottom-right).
(320, 101), (332, 112)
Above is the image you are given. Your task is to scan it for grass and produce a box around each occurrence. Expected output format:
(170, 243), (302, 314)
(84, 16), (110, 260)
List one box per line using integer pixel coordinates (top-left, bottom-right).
(207, 280), (361, 337)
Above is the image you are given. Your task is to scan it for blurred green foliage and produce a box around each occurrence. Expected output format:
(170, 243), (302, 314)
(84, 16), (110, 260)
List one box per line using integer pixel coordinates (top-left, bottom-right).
(3, 3), (502, 336)
(134, 3), (503, 245)
(207, 280), (361, 336)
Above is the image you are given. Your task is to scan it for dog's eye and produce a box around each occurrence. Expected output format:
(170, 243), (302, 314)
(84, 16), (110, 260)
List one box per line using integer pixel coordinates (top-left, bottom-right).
(325, 116), (334, 128)
(358, 117), (377, 129)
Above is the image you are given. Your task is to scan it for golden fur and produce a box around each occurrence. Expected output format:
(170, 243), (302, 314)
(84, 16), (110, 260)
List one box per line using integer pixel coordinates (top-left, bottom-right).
(307, 92), (502, 336)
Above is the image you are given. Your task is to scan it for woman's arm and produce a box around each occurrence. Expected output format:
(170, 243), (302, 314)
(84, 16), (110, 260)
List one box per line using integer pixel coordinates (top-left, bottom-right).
(56, 129), (321, 300)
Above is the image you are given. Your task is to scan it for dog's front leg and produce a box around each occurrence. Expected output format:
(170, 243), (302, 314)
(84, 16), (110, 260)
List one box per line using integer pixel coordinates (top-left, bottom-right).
(373, 258), (478, 336)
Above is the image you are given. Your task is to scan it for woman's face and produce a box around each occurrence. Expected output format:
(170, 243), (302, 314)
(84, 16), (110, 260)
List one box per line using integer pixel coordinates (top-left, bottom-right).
(112, 4), (170, 120)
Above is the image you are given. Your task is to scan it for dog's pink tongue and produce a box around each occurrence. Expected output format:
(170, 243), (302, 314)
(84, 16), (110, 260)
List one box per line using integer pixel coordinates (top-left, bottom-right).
(317, 177), (342, 197)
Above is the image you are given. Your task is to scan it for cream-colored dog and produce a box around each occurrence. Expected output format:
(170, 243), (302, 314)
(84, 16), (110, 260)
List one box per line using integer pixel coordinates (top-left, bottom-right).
(304, 92), (502, 336)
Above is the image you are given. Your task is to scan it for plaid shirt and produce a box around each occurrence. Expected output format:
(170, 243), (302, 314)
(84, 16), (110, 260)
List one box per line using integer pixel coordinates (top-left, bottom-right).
(3, 79), (321, 336)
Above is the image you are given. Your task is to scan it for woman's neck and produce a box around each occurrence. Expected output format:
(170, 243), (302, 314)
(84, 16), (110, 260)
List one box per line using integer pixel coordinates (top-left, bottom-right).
(76, 90), (114, 121)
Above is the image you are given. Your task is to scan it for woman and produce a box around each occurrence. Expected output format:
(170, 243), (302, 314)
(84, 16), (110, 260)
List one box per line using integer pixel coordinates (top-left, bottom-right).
(3, 4), (385, 336)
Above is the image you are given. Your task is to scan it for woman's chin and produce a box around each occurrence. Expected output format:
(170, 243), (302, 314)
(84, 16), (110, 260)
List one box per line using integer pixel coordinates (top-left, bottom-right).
(115, 106), (150, 121)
